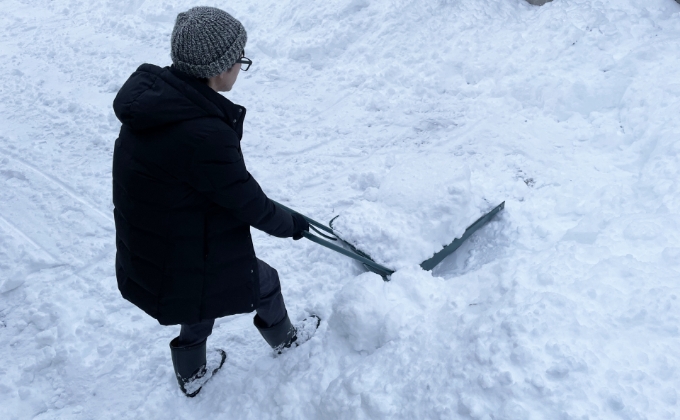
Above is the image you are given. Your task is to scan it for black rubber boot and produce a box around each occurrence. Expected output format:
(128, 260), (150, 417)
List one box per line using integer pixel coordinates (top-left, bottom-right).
(254, 313), (296, 351)
(169, 337), (226, 397)
(254, 313), (321, 353)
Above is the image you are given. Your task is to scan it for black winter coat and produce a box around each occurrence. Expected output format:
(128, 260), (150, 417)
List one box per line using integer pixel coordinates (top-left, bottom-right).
(112, 64), (298, 325)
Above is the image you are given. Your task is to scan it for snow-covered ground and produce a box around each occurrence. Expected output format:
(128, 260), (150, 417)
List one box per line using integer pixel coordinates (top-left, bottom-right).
(2, 0), (680, 418)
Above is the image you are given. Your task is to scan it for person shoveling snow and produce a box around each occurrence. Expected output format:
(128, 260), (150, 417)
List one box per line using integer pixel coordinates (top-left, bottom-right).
(111, 6), (318, 397)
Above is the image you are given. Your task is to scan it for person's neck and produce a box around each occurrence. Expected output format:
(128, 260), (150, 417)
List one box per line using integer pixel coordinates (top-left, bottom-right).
(207, 79), (220, 92)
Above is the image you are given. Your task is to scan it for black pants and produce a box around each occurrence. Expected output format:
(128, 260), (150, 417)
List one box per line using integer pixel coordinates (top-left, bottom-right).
(176, 259), (287, 347)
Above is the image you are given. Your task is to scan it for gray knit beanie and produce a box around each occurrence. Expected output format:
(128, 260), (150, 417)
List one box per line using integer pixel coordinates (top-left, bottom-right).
(171, 6), (247, 79)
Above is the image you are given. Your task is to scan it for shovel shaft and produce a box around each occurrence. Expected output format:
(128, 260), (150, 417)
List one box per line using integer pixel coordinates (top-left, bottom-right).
(272, 199), (393, 278)
(302, 231), (394, 277)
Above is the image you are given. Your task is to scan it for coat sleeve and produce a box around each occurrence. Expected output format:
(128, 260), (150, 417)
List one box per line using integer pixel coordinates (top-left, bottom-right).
(187, 128), (296, 238)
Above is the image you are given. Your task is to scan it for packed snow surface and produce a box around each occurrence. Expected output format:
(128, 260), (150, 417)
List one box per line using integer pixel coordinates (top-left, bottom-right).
(2, 0), (680, 419)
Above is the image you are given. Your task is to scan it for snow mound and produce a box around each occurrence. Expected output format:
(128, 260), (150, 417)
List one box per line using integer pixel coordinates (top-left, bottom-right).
(332, 154), (486, 269)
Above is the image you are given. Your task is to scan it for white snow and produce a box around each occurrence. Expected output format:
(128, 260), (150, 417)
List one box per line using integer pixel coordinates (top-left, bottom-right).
(2, 0), (680, 418)
(333, 155), (487, 269)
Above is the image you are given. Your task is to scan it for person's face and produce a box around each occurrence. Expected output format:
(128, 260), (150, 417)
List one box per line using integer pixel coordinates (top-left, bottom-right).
(208, 50), (251, 92)
(213, 62), (241, 92)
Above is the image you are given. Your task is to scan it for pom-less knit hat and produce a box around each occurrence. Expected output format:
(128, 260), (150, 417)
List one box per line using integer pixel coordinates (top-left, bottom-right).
(171, 6), (247, 79)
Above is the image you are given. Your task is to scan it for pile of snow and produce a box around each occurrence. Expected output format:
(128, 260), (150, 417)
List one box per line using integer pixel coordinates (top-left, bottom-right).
(332, 154), (486, 269)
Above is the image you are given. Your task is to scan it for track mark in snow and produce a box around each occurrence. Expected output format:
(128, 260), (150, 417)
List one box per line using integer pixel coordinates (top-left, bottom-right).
(0, 212), (60, 264)
(303, 88), (358, 123)
(0, 146), (113, 225)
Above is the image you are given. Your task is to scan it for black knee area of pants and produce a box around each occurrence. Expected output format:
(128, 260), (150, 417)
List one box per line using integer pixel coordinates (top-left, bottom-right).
(178, 318), (215, 347)
(255, 259), (287, 327)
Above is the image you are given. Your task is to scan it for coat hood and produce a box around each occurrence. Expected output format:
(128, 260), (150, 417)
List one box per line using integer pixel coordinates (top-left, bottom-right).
(113, 64), (243, 132)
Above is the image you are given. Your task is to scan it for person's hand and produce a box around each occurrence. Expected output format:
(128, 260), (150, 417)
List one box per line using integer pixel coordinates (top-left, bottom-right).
(291, 213), (309, 240)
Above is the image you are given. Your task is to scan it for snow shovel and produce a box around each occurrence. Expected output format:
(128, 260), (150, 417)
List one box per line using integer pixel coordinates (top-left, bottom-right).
(272, 200), (505, 281)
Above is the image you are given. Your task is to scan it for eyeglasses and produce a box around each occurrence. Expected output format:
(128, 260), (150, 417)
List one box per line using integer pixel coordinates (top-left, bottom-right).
(236, 51), (252, 71)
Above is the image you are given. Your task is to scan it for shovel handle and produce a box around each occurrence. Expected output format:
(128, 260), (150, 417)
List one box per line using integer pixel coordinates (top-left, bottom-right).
(272, 200), (335, 236)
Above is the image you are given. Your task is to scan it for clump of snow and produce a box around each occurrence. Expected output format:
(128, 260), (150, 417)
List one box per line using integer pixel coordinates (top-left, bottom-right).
(332, 155), (486, 269)
(330, 267), (439, 353)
